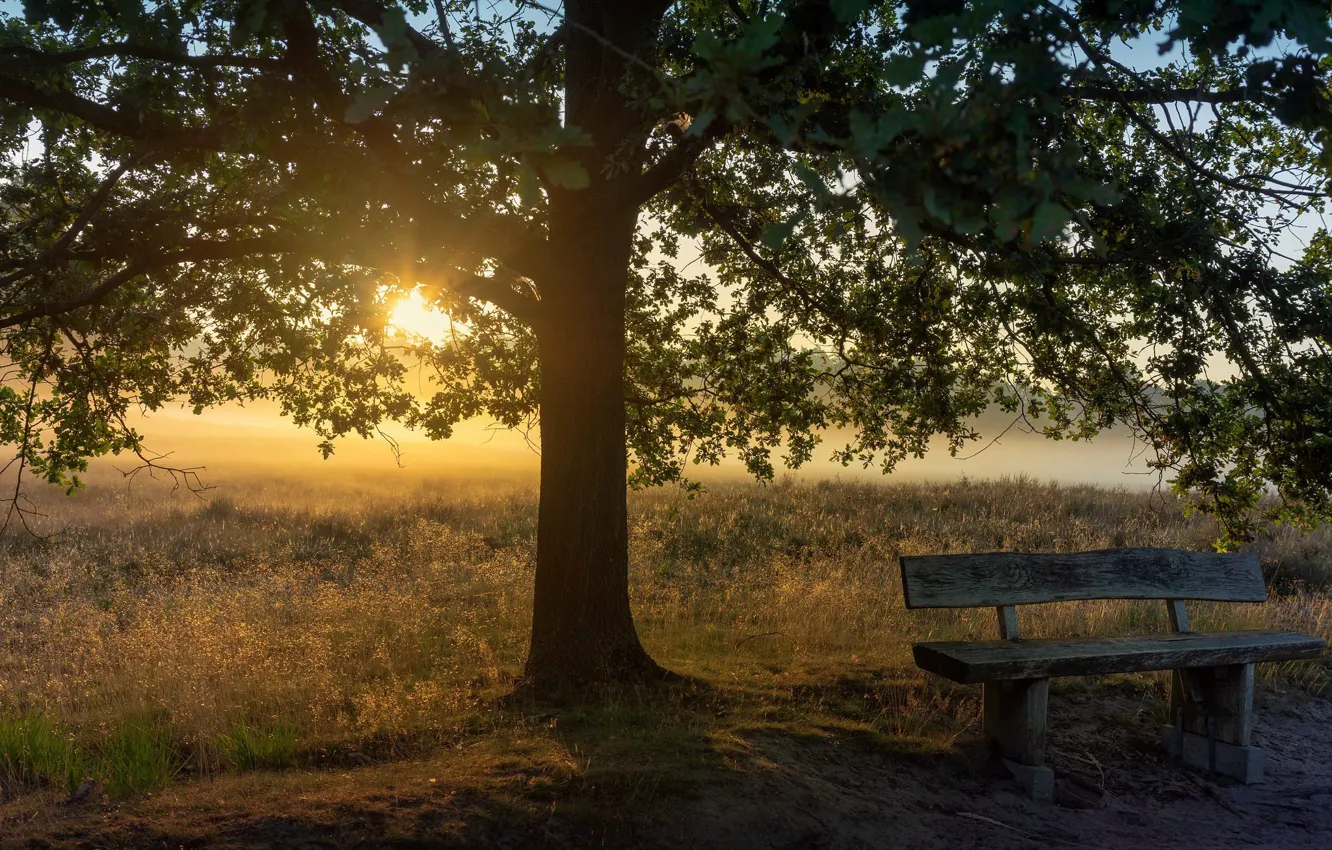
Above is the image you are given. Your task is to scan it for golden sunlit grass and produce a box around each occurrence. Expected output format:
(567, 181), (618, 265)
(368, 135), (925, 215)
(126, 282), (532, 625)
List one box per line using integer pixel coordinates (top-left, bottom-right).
(0, 473), (1329, 810)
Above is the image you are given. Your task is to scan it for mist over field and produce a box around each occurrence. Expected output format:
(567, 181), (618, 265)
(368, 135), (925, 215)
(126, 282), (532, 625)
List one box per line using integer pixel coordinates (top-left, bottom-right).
(98, 402), (1155, 493)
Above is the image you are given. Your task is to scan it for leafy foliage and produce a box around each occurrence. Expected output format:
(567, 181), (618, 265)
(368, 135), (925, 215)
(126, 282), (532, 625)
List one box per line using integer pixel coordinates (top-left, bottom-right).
(0, 0), (1330, 544)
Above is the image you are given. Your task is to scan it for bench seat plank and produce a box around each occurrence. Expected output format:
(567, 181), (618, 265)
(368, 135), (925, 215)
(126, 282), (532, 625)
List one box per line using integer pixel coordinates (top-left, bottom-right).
(915, 630), (1325, 684)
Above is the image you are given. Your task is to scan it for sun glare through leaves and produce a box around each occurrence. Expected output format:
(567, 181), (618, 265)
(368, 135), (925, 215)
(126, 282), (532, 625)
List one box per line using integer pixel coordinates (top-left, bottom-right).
(387, 289), (453, 344)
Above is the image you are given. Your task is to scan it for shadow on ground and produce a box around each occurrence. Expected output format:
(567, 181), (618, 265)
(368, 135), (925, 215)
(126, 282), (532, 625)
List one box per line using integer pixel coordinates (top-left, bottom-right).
(8, 678), (1332, 849)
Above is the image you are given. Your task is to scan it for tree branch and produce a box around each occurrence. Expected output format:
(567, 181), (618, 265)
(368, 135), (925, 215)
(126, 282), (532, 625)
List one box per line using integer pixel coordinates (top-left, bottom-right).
(633, 120), (728, 206)
(0, 43), (280, 72)
(278, 1), (412, 170)
(0, 74), (226, 150)
(1060, 85), (1262, 106)
(450, 271), (540, 324)
(0, 235), (311, 329)
(0, 156), (144, 290)
(1049, 3), (1327, 205)
(330, 0), (441, 57)
(690, 180), (833, 317)
(1, 226), (545, 328)
(0, 6), (547, 325)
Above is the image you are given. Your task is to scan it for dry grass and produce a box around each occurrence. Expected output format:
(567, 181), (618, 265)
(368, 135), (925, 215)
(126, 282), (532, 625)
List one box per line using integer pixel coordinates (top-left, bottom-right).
(0, 471), (1329, 801)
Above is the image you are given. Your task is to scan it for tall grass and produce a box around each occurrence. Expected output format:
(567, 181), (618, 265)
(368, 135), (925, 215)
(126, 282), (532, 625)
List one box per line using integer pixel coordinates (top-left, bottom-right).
(99, 722), (177, 795)
(217, 721), (299, 771)
(0, 713), (83, 795)
(0, 472), (1328, 791)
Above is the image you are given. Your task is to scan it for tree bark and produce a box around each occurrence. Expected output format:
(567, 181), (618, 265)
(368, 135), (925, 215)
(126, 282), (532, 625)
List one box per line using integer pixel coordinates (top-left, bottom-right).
(523, 194), (665, 688)
(518, 0), (672, 691)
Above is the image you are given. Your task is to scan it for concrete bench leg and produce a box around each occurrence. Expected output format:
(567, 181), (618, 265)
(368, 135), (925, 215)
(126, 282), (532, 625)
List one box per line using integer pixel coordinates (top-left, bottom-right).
(1161, 663), (1264, 783)
(984, 678), (1053, 801)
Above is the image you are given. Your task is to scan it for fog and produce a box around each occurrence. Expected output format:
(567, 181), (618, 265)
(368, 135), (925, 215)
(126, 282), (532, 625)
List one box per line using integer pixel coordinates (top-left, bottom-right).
(84, 401), (1157, 492)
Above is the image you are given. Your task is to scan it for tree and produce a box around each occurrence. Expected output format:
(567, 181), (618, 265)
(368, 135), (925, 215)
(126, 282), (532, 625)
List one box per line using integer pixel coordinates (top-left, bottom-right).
(1, 0), (1330, 689)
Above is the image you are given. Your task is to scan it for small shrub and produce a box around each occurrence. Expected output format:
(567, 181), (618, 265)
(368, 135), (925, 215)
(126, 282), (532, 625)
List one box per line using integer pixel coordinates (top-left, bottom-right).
(0, 713), (84, 795)
(199, 494), (239, 520)
(217, 720), (299, 771)
(99, 722), (176, 795)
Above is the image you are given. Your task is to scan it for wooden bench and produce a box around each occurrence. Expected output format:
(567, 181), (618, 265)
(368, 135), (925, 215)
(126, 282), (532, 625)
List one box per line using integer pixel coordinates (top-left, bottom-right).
(900, 548), (1326, 801)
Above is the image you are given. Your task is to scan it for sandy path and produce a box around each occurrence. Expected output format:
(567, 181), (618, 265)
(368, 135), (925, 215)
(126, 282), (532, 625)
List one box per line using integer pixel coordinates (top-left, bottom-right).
(653, 688), (1332, 850)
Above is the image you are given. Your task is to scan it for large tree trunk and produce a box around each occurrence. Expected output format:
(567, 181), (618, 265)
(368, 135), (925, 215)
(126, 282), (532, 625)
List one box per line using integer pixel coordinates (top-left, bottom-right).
(523, 195), (665, 688)
(518, 0), (671, 691)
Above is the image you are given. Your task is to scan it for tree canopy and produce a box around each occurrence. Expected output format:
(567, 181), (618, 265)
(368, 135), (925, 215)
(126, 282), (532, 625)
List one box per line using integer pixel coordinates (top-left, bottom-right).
(2, 0), (1332, 679)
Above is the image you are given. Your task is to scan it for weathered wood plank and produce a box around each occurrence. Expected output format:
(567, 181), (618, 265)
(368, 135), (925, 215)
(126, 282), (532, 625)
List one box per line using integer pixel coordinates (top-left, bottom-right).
(913, 630), (1325, 684)
(1165, 600), (1210, 702)
(900, 548), (1265, 608)
(1172, 663), (1254, 745)
(1167, 599), (1191, 633)
(996, 605), (1019, 640)
(984, 678), (1048, 764)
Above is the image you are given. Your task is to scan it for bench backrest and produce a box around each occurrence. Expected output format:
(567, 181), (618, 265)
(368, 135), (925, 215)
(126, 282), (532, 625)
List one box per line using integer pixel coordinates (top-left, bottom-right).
(900, 547), (1265, 609)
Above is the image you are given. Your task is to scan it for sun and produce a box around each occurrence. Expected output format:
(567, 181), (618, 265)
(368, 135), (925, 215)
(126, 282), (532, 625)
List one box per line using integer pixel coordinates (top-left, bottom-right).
(387, 289), (453, 343)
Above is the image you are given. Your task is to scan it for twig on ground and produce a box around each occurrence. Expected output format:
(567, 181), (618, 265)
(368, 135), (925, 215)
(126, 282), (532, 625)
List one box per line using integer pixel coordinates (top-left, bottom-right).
(955, 812), (1095, 848)
(1185, 773), (1243, 817)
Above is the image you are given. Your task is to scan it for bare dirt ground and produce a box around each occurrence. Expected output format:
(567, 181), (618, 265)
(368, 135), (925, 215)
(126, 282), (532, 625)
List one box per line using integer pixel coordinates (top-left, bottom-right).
(9, 685), (1331, 849)
(656, 686), (1332, 850)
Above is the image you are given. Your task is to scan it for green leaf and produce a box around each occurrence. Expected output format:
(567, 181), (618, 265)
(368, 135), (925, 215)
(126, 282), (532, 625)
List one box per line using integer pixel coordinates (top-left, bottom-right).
(881, 53), (927, 88)
(1030, 201), (1070, 241)
(244, 0), (270, 34)
(953, 208), (986, 235)
(831, 0), (872, 23)
(738, 14), (784, 55)
(849, 110), (878, 156)
(374, 7), (420, 70)
(767, 114), (795, 144)
(921, 185), (952, 225)
(792, 163), (831, 200)
(344, 86), (394, 124)
(994, 216), (1021, 243)
(540, 158), (590, 190)
(761, 211), (806, 251)
(517, 158), (540, 206)
(376, 7), (410, 49)
(688, 108), (718, 137)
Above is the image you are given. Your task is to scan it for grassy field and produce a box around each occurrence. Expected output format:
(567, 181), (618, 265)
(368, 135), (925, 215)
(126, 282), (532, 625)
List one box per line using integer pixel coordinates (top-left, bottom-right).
(1, 472), (1329, 837)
